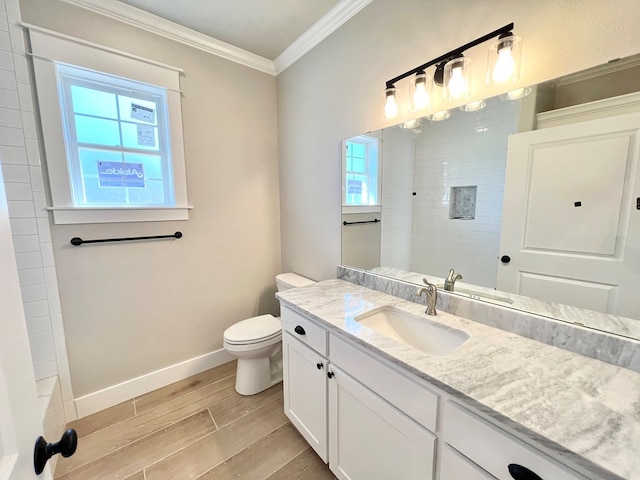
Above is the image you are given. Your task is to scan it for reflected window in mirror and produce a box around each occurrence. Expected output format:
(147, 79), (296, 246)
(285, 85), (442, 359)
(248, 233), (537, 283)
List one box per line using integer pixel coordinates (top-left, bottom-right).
(342, 135), (380, 212)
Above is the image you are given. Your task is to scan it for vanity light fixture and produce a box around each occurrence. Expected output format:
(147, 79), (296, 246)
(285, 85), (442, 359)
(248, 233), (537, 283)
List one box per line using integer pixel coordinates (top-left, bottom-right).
(487, 33), (522, 85)
(384, 86), (399, 121)
(412, 71), (433, 111)
(383, 23), (518, 119)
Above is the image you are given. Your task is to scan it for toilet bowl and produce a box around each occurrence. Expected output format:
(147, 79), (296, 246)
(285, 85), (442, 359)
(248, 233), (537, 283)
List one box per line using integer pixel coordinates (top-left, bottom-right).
(223, 273), (315, 395)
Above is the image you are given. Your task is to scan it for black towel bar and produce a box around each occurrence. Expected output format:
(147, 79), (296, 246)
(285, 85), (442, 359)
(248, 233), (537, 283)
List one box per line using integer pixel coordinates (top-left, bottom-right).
(70, 232), (182, 246)
(343, 219), (380, 226)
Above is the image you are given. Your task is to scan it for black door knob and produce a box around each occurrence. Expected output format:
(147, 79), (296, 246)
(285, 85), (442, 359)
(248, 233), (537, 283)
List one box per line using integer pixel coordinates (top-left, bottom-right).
(500, 255), (511, 264)
(34, 429), (78, 474)
(294, 325), (306, 335)
(316, 362), (323, 369)
(327, 371), (334, 379)
(508, 464), (543, 480)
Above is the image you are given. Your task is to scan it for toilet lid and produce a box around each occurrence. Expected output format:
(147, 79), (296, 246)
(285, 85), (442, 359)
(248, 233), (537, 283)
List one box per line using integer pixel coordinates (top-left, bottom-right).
(224, 314), (281, 344)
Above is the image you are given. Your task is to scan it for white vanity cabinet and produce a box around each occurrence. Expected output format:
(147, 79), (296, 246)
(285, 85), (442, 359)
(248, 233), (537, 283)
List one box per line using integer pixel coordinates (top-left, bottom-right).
(442, 401), (589, 480)
(328, 335), (437, 480)
(281, 307), (329, 461)
(282, 306), (437, 480)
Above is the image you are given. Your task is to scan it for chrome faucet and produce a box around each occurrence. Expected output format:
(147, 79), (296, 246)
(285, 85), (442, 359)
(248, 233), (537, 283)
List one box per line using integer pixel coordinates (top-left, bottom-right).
(416, 277), (437, 315)
(444, 269), (463, 292)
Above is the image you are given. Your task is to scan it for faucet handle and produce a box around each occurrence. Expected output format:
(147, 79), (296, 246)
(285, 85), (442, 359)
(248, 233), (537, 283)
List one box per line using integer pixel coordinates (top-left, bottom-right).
(422, 277), (435, 288)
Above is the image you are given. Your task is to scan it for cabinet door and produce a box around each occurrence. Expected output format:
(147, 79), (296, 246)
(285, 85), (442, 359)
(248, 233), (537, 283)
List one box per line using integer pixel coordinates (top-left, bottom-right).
(282, 332), (328, 461)
(328, 366), (435, 480)
(440, 445), (496, 480)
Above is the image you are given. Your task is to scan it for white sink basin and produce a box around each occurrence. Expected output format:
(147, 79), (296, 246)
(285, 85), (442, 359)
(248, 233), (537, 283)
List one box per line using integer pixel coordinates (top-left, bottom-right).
(355, 307), (469, 356)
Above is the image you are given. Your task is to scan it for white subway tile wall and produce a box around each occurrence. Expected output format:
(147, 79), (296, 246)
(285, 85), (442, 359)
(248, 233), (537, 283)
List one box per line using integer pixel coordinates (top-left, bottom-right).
(410, 97), (519, 288)
(0, 0), (76, 421)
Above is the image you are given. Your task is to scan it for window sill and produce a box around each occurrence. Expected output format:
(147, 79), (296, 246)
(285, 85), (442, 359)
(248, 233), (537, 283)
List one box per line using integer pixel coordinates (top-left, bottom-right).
(47, 206), (192, 224)
(341, 205), (382, 214)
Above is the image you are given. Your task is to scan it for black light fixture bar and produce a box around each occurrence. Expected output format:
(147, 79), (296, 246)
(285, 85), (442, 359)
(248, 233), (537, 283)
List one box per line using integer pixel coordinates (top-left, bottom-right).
(385, 23), (514, 89)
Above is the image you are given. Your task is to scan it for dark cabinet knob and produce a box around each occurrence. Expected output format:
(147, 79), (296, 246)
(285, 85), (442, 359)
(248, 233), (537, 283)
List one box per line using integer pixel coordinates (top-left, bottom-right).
(500, 255), (511, 264)
(508, 464), (543, 480)
(327, 371), (334, 379)
(316, 362), (323, 370)
(34, 429), (78, 474)
(294, 325), (306, 335)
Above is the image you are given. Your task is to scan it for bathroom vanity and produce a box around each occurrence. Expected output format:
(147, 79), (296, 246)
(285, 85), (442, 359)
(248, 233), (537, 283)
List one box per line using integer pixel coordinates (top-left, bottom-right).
(276, 279), (640, 480)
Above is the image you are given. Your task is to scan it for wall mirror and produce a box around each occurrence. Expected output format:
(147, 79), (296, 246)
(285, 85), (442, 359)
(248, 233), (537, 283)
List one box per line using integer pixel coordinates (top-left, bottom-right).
(341, 54), (640, 341)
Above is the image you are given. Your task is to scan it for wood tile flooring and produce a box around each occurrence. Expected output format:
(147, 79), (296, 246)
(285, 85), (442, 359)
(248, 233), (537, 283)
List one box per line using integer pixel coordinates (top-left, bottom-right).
(56, 361), (336, 480)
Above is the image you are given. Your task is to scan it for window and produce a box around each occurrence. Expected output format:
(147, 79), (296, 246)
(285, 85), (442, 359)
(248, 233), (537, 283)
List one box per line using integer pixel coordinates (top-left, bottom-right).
(57, 65), (173, 208)
(29, 27), (189, 224)
(342, 135), (380, 212)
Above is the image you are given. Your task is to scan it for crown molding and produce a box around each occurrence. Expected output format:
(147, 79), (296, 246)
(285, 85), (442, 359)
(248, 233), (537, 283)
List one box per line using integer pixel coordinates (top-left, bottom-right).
(58, 0), (276, 75)
(555, 54), (640, 86)
(274, 0), (374, 75)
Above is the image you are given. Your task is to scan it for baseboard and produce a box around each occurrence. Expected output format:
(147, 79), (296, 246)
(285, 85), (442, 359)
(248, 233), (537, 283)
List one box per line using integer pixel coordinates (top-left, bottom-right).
(74, 348), (235, 418)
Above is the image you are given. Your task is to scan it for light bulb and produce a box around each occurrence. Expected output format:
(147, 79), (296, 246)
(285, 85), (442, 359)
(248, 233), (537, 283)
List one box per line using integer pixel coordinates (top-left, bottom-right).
(493, 45), (515, 83)
(384, 89), (398, 120)
(448, 64), (467, 99)
(413, 77), (430, 110)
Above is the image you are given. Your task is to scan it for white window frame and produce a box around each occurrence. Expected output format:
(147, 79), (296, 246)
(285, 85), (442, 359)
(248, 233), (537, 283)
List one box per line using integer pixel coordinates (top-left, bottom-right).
(28, 26), (191, 224)
(342, 135), (382, 214)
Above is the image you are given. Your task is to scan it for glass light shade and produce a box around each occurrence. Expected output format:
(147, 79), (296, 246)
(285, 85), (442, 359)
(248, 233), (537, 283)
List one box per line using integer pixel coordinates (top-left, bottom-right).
(499, 86), (532, 100)
(444, 57), (472, 101)
(460, 100), (486, 112)
(383, 86), (399, 121)
(487, 35), (522, 86)
(411, 72), (432, 112)
(429, 110), (450, 122)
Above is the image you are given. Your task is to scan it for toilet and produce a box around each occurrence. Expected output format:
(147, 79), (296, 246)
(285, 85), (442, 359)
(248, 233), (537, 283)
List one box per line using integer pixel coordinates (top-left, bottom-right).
(223, 273), (315, 395)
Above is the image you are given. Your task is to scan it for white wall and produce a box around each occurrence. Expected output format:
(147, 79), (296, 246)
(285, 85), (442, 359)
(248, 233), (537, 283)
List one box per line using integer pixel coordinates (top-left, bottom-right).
(277, 0), (640, 281)
(19, 0), (281, 407)
(0, 0), (74, 420)
(411, 97), (519, 288)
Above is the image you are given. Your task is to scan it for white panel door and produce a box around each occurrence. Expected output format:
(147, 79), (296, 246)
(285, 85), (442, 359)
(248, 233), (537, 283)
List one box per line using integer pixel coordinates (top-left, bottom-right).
(328, 366), (435, 480)
(282, 332), (328, 462)
(0, 170), (48, 478)
(498, 111), (640, 318)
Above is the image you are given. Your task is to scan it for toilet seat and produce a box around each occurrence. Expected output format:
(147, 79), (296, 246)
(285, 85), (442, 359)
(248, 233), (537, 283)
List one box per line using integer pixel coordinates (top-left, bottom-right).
(223, 314), (281, 346)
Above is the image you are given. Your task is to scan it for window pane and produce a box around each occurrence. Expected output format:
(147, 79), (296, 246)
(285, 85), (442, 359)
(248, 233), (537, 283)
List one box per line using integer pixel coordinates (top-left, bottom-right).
(347, 157), (366, 173)
(71, 85), (118, 119)
(118, 95), (158, 125)
(75, 115), (121, 146)
(82, 177), (127, 204)
(349, 142), (366, 158)
(79, 148), (123, 176)
(126, 179), (166, 204)
(121, 122), (159, 151)
(124, 153), (164, 179)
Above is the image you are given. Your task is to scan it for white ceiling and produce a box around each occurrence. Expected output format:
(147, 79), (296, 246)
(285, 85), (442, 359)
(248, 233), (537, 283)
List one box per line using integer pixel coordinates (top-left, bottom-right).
(117, 0), (340, 60)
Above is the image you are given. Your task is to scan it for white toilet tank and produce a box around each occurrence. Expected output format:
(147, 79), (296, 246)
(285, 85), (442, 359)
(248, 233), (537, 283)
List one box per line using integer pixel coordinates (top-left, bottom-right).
(275, 273), (315, 291)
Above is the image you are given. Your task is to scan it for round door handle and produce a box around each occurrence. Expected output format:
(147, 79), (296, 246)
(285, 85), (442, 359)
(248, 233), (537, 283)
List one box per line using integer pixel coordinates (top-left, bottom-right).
(34, 429), (78, 475)
(500, 255), (511, 264)
(508, 464), (543, 480)
(294, 325), (306, 335)
(327, 371), (334, 379)
(316, 362), (323, 370)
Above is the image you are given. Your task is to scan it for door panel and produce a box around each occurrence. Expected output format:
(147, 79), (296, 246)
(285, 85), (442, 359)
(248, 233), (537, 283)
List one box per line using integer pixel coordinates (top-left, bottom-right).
(498, 111), (640, 318)
(0, 168), (48, 478)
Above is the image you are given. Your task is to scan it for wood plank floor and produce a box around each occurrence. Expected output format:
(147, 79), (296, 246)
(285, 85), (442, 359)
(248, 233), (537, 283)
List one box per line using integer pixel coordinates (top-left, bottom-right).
(56, 361), (336, 480)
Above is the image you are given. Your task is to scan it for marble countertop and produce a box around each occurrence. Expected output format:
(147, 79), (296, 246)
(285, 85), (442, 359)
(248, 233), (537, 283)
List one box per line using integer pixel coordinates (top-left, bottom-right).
(277, 279), (640, 480)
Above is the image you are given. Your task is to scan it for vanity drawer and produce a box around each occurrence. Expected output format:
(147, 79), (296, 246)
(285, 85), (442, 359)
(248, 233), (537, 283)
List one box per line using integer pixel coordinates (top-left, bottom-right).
(443, 401), (588, 480)
(330, 333), (438, 432)
(281, 306), (327, 356)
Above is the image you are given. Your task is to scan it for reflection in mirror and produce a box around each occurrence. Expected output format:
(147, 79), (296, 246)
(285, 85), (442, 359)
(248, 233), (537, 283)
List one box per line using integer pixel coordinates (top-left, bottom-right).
(341, 54), (640, 340)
